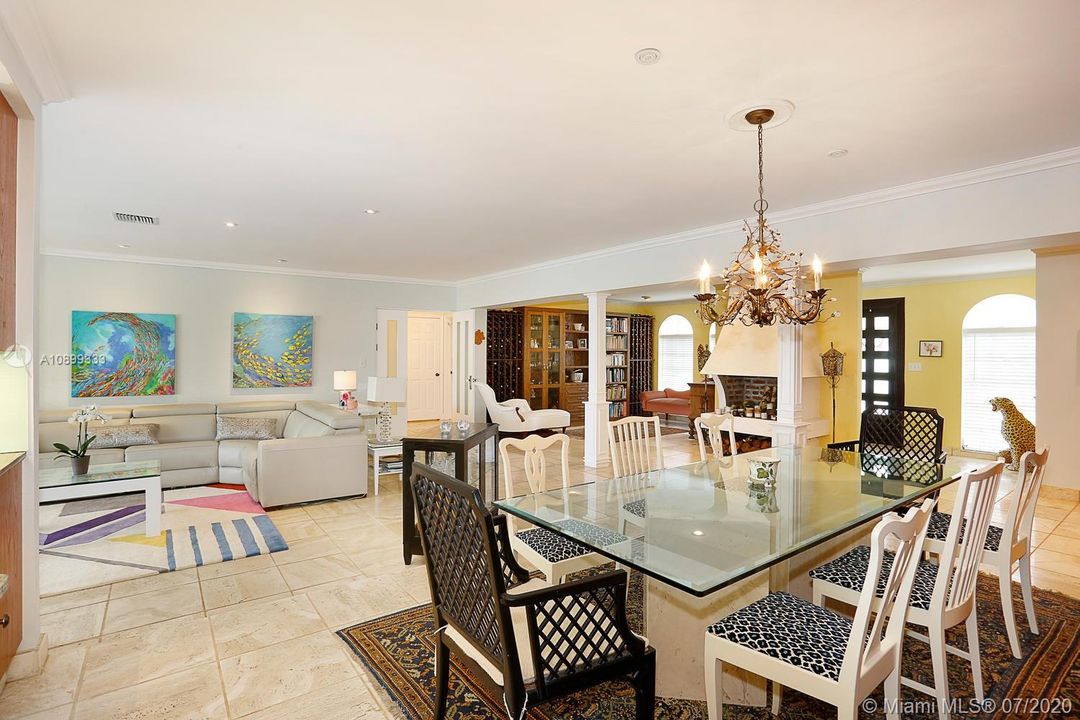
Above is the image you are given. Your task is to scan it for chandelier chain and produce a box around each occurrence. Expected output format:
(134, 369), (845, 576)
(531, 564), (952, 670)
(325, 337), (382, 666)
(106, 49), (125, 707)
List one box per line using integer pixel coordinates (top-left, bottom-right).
(754, 122), (768, 220)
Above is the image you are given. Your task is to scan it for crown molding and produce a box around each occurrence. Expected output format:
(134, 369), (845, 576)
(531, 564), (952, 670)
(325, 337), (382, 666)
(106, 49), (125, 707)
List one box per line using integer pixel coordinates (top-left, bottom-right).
(0, 0), (70, 103)
(1032, 244), (1080, 258)
(458, 146), (1080, 287)
(861, 268), (1035, 289)
(38, 248), (458, 287)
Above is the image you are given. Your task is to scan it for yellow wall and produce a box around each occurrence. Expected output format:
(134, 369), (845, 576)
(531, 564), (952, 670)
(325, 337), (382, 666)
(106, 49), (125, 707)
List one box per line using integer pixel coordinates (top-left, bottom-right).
(864, 273), (1036, 450)
(815, 271), (863, 444)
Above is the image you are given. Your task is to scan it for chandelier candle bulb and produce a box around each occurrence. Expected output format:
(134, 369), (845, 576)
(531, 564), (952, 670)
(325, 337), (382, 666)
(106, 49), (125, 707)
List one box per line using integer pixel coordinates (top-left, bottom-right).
(698, 260), (712, 295)
(812, 255), (823, 291)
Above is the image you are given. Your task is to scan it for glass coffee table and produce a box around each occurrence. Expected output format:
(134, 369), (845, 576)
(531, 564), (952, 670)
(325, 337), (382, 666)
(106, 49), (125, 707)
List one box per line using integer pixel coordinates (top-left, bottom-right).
(39, 460), (163, 537)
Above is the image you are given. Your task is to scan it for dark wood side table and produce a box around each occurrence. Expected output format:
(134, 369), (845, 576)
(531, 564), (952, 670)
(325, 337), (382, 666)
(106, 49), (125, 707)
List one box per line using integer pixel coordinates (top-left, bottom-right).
(687, 379), (716, 439)
(401, 422), (499, 564)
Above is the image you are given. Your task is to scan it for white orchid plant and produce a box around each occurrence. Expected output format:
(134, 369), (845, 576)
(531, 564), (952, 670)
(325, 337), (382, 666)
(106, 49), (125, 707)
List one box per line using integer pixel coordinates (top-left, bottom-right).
(53, 405), (111, 460)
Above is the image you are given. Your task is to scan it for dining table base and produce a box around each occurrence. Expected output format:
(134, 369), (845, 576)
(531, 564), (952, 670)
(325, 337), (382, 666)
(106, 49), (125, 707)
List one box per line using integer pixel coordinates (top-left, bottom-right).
(647, 572), (769, 704)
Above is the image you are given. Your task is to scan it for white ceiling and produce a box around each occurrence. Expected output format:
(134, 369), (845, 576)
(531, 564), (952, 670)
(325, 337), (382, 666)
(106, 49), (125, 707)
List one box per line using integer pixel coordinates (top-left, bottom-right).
(30, 1), (1080, 281)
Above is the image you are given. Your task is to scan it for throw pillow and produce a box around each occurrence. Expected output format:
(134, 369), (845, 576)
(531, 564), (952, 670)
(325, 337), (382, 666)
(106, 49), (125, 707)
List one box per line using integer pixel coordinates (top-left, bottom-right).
(216, 415), (277, 441)
(91, 423), (160, 448)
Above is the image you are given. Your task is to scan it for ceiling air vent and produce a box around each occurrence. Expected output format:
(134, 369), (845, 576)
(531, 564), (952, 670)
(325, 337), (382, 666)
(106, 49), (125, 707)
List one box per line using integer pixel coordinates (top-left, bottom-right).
(113, 212), (159, 225)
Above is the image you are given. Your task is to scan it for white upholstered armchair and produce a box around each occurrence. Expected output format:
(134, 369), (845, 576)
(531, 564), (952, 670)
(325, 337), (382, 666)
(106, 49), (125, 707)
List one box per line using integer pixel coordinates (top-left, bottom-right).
(475, 382), (571, 435)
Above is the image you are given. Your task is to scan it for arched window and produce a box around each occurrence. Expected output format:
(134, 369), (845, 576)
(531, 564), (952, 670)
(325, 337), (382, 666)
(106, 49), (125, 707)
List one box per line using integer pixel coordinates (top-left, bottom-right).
(658, 314), (694, 391)
(961, 294), (1036, 453)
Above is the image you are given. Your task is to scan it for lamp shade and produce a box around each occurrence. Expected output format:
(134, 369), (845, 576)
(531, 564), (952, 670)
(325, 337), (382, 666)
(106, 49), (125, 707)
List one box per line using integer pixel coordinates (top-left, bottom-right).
(333, 370), (357, 391)
(367, 376), (406, 403)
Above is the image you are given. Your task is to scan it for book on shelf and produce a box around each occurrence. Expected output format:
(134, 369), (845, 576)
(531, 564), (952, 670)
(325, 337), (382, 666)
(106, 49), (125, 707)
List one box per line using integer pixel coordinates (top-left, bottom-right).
(605, 352), (626, 367)
(605, 335), (628, 350)
(606, 367), (626, 383)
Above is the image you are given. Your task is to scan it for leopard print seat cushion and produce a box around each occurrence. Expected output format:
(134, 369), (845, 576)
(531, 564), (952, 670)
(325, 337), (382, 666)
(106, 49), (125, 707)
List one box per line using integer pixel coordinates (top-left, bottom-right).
(622, 499), (647, 519)
(925, 511), (1004, 552)
(706, 591), (851, 681)
(808, 545), (938, 611)
(515, 519), (628, 563)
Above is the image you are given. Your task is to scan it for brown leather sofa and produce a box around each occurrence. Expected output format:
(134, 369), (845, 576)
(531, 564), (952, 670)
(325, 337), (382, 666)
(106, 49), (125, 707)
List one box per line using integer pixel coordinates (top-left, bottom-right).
(640, 388), (691, 420)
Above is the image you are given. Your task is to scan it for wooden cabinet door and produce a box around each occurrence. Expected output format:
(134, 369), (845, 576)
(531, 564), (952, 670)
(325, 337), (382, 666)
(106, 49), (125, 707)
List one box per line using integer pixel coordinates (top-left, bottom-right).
(0, 464), (22, 676)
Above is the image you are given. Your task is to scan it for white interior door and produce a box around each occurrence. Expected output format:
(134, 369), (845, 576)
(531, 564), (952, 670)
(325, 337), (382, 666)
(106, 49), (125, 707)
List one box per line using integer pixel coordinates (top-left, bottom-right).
(452, 310), (477, 420)
(407, 313), (447, 420)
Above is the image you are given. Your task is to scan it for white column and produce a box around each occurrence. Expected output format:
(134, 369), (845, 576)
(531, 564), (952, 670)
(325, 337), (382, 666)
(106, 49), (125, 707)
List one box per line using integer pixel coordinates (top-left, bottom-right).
(584, 292), (610, 467)
(774, 324), (808, 447)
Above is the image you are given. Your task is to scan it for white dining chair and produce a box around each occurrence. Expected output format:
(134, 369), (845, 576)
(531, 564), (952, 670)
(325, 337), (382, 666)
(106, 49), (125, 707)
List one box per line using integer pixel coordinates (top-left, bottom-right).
(923, 447), (1049, 658)
(695, 412), (738, 461)
(498, 434), (616, 585)
(811, 461), (1004, 720)
(704, 498), (935, 720)
(607, 415), (665, 534)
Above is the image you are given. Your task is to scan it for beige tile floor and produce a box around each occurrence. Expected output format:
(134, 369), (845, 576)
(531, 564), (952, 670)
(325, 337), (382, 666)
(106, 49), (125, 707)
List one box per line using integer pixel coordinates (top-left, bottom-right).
(3, 427), (1077, 719)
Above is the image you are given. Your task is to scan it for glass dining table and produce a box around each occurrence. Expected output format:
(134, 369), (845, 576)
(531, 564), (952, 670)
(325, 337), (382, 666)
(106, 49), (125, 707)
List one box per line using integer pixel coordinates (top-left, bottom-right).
(495, 445), (981, 701)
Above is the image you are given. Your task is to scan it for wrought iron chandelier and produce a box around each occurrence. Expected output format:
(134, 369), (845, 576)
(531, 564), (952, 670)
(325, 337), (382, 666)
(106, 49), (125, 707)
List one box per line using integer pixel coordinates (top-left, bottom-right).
(694, 108), (837, 327)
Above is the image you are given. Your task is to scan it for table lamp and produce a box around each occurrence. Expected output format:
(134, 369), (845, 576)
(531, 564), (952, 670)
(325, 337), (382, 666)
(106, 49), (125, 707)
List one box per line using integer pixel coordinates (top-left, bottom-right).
(334, 370), (358, 410)
(367, 376), (406, 442)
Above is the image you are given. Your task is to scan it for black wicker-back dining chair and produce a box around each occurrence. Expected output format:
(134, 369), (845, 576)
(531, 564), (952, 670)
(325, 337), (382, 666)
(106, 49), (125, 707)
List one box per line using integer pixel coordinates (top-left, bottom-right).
(410, 462), (656, 720)
(830, 406), (946, 463)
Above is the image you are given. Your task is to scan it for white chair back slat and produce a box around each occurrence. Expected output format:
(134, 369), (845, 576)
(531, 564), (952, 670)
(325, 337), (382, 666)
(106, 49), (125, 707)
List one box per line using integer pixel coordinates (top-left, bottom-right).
(607, 416), (664, 479)
(695, 413), (738, 460)
(1009, 448), (1050, 550)
(840, 497), (935, 686)
(498, 434), (571, 521)
(935, 461), (1004, 613)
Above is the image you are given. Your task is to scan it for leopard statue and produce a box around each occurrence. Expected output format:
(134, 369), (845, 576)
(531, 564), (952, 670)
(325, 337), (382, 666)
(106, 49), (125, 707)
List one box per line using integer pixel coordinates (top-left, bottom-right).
(990, 396), (1035, 471)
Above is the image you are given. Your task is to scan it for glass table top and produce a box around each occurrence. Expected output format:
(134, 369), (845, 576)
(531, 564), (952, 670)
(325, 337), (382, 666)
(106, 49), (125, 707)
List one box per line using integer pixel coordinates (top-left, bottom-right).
(495, 446), (979, 597)
(39, 460), (162, 489)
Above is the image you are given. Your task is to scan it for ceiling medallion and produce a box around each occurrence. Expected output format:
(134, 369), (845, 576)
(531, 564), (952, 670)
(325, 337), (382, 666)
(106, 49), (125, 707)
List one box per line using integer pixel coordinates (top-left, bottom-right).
(694, 107), (838, 327)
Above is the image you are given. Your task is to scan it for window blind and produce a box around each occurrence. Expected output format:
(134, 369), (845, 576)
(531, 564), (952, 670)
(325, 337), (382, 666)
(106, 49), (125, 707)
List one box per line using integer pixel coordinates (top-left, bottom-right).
(960, 328), (1036, 453)
(658, 334), (693, 391)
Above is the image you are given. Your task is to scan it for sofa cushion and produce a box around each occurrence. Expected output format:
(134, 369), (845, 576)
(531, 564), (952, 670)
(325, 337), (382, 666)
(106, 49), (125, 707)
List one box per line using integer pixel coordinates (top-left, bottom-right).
(131, 403), (216, 418)
(216, 402), (294, 437)
(295, 401), (366, 431)
(665, 389), (691, 400)
(130, 413), (216, 443)
(125, 440), (218, 471)
(38, 406), (134, 424)
(216, 416), (276, 441)
(42, 447), (126, 466)
(39, 418), (131, 453)
(91, 423), (160, 449)
(218, 439), (259, 468)
(283, 411), (334, 439)
(650, 398), (690, 415)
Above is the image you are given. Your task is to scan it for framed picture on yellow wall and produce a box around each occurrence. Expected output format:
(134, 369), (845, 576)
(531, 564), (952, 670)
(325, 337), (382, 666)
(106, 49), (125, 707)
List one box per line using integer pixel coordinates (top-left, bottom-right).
(919, 340), (943, 357)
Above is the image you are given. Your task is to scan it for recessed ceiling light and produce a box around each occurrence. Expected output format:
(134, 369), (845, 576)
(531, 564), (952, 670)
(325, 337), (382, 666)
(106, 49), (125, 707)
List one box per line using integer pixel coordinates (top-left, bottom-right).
(692, 530), (704, 537)
(224, 221), (237, 228)
(635, 48), (662, 65)
(117, 243), (131, 249)
(276, 258), (288, 264)
(363, 209), (379, 215)
(827, 148), (849, 158)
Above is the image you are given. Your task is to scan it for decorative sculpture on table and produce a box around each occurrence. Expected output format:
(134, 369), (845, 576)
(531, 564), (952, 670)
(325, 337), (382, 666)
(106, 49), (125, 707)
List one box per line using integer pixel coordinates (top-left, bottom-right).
(990, 396), (1036, 471)
(820, 342), (845, 443)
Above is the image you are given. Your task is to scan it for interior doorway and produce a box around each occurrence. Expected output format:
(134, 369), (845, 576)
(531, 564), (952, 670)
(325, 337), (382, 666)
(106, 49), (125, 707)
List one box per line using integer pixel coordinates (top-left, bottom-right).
(406, 312), (452, 420)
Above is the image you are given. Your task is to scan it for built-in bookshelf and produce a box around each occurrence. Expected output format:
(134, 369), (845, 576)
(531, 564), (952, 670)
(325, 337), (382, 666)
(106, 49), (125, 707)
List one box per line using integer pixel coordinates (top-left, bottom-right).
(485, 307), (653, 426)
(605, 314), (630, 420)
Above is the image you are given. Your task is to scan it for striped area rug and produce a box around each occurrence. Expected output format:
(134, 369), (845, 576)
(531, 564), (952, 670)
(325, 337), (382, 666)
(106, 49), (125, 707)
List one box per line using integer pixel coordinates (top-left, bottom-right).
(39, 485), (290, 595)
(166, 515), (287, 571)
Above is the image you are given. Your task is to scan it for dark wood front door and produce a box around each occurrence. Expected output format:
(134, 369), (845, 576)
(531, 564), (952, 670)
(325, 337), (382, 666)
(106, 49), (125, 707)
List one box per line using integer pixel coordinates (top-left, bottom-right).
(862, 298), (905, 411)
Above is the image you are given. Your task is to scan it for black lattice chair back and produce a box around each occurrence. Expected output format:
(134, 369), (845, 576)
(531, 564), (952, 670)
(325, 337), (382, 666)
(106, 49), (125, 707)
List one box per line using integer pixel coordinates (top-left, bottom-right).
(410, 463), (517, 671)
(859, 406), (944, 463)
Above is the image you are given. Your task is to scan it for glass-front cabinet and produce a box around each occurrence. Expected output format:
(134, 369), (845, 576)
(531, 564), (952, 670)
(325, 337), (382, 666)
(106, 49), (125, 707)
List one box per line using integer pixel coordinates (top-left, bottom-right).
(525, 310), (564, 410)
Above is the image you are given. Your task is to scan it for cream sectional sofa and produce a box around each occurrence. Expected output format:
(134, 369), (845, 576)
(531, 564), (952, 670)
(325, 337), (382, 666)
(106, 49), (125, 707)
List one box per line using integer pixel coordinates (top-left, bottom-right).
(39, 400), (367, 507)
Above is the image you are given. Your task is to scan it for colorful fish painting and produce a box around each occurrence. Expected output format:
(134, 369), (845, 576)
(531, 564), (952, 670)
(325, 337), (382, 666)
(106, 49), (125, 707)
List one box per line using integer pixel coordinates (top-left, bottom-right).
(71, 311), (177, 397)
(232, 313), (313, 388)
